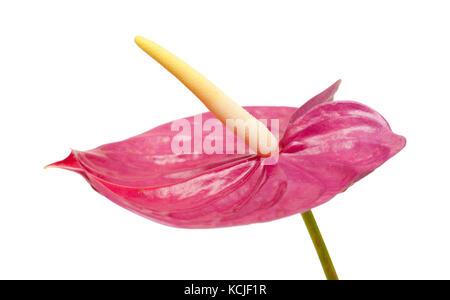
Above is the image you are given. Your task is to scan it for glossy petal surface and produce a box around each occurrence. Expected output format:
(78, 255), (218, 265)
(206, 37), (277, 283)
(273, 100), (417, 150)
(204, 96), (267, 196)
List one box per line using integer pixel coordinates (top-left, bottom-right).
(49, 82), (405, 228)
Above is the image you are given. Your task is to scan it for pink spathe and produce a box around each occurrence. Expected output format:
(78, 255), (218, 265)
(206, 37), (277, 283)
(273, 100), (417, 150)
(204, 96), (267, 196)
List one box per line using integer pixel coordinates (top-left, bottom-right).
(48, 81), (406, 228)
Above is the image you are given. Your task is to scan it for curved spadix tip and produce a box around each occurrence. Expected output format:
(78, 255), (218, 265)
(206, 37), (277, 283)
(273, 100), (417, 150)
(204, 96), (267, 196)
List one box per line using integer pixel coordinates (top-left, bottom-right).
(134, 36), (148, 48)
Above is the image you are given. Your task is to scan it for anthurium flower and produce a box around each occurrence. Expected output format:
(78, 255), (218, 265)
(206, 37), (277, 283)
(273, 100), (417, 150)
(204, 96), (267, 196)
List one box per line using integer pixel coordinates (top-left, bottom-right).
(48, 37), (406, 279)
(48, 77), (405, 228)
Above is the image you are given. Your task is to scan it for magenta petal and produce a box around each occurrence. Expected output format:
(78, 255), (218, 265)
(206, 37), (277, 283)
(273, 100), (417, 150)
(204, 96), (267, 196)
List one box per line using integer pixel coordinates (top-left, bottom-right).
(281, 101), (406, 169)
(50, 83), (405, 228)
(286, 79), (341, 128)
(71, 107), (295, 188)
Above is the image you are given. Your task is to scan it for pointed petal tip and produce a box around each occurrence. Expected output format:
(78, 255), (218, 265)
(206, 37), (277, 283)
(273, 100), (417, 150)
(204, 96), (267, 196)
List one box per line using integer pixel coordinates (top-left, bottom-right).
(328, 79), (342, 101)
(393, 133), (407, 154)
(334, 78), (342, 89)
(43, 163), (56, 170)
(45, 150), (83, 172)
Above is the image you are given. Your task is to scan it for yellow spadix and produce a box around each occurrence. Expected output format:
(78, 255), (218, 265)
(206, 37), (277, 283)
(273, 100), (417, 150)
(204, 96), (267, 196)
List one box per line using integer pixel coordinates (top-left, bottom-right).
(134, 36), (279, 157)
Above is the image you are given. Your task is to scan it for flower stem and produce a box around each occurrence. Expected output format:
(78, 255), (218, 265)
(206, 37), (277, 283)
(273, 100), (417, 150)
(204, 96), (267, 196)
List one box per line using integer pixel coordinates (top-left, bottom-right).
(301, 210), (339, 280)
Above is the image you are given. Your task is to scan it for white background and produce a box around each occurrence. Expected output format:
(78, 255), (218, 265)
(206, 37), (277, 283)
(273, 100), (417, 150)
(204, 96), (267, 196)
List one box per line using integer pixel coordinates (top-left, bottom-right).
(1, 1), (449, 280)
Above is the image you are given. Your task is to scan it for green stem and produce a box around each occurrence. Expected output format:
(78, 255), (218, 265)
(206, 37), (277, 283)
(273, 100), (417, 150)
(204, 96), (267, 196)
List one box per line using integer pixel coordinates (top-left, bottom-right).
(301, 210), (339, 280)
